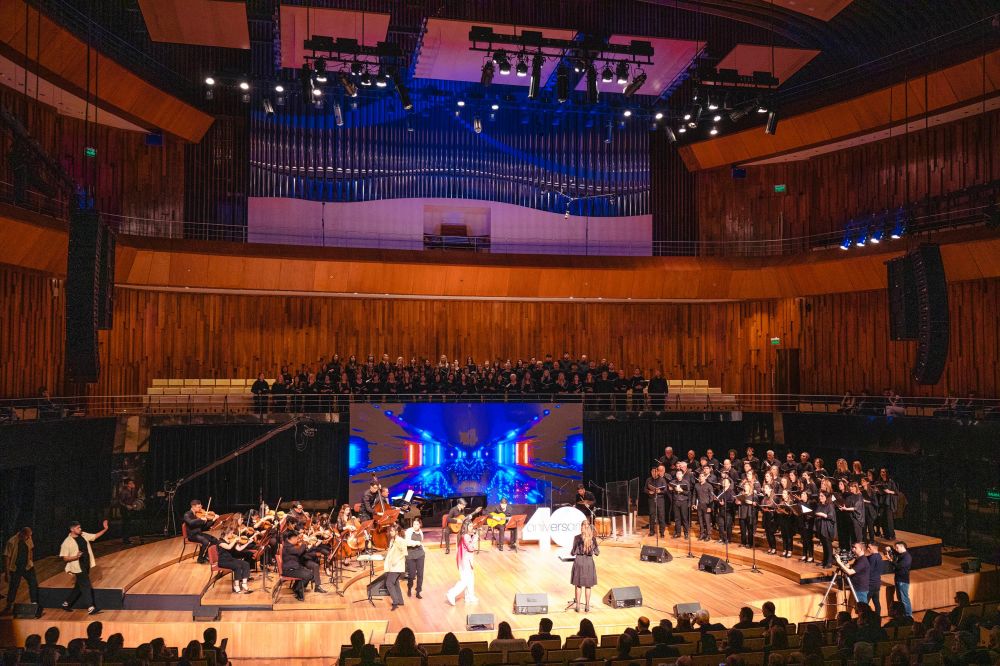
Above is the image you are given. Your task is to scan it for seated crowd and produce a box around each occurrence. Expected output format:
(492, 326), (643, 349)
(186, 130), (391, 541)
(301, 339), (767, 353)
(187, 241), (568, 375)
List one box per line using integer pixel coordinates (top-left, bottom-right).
(340, 597), (1000, 666)
(836, 390), (998, 421)
(248, 353), (672, 412)
(2, 624), (228, 665)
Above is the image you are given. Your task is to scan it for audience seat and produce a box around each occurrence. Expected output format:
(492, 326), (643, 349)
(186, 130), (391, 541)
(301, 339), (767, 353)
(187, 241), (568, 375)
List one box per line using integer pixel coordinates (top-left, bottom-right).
(386, 657), (424, 666)
(428, 656), (459, 666)
(472, 651), (504, 666)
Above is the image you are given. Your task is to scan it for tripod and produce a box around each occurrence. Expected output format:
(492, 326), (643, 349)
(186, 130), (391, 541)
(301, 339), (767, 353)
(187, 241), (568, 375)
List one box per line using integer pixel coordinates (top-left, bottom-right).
(815, 567), (858, 617)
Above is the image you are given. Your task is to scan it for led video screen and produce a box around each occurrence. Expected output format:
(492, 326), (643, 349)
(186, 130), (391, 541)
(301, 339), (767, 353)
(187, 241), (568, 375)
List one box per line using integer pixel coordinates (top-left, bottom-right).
(348, 402), (583, 505)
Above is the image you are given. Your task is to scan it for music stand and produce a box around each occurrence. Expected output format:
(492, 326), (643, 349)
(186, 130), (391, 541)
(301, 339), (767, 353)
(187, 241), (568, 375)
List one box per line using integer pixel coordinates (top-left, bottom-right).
(506, 514), (526, 552)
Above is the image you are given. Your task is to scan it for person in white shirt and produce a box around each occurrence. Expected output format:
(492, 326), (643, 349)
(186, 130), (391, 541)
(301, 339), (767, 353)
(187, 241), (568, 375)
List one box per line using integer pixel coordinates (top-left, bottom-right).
(59, 519), (108, 615)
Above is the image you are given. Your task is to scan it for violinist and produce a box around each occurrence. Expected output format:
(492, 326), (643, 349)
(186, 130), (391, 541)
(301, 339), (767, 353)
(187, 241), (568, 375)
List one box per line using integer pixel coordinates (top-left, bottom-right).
(217, 526), (253, 594)
(286, 501), (310, 531)
(183, 500), (219, 564)
(280, 531), (315, 601)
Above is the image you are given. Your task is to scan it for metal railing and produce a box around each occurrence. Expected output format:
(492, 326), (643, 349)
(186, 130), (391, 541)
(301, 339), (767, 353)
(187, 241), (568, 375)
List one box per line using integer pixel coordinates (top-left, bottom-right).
(2, 393), (997, 423)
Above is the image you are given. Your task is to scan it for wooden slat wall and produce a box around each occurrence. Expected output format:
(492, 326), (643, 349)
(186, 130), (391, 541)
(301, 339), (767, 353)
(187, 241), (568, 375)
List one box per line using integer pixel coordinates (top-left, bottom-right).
(0, 90), (186, 222)
(75, 278), (996, 399)
(696, 107), (1000, 245)
(0, 265), (64, 397)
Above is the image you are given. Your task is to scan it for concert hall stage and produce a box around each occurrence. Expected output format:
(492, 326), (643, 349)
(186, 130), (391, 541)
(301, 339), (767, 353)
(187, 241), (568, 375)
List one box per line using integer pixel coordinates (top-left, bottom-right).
(7, 529), (994, 664)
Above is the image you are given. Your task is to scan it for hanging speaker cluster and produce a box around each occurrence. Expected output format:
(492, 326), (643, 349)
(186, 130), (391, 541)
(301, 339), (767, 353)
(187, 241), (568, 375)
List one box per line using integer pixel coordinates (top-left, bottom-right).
(886, 244), (949, 385)
(65, 209), (115, 384)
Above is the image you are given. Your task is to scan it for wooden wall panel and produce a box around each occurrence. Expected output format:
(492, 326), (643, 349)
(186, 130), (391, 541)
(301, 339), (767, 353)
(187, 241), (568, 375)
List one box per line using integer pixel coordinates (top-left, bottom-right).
(0, 89), (186, 222)
(77, 278), (999, 400)
(0, 264), (64, 397)
(696, 107), (1000, 246)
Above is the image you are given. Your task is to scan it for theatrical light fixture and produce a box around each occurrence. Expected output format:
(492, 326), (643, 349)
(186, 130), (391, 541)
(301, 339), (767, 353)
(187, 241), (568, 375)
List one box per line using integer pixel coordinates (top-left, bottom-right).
(204, 76), (216, 86)
(623, 71), (647, 97)
(655, 111), (664, 120)
(855, 221), (869, 247)
(516, 58), (528, 77)
(528, 53), (543, 100)
(360, 71), (373, 86)
(394, 76), (413, 110)
(491, 102), (500, 110)
(556, 65), (569, 103)
(586, 64), (599, 105)
(678, 126), (687, 133)
(615, 61), (630, 85)
(683, 112), (692, 121)
(241, 92), (250, 104)
(481, 60), (495, 87)
(262, 98), (275, 115)
(601, 64), (614, 83)
(333, 101), (344, 127)
(314, 60), (328, 83)
(274, 84), (284, 93)
(764, 110), (779, 135)
(713, 114), (722, 122)
(205, 88), (214, 100)
(707, 97), (719, 111)
(709, 126), (719, 135)
(757, 100), (768, 113)
(339, 73), (358, 98)
(492, 49), (511, 75)
(239, 81), (250, 91)
(623, 109), (632, 117)
(891, 207), (908, 239)
(664, 126), (677, 144)
(457, 99), (466, 107)
(375, 68), (389, 88)
(312, 87), (323, 97)
(350, 61), (364, 76)
(473, 116), (483, 134)
(604, 120), (613, 144)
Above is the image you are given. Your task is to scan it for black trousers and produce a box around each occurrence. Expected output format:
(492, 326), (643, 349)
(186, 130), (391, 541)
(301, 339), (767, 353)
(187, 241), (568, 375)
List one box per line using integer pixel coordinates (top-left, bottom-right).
(879, 508), (895, 539)
(864, 511), (878, 543)
(7, 567), (39, 604)
(282, 565), (313, 595)
(189, 533), (219, 559)
(672, 502), (690, 536)
(718, 507), (734, 543)
(800, 527), (815, 559)
(121, 508), (137, 542)
(64, 571), (96, 609)
(818, 533), (834, 566)
(218, 555), (250, 581)
(385, 572), (404, 606)
(762, 512), (778, 550)
(496, 525), (517, 548)
(405, 556), (424, 594)
(647, 498), (665, 535)
(849, 520), (863, 547)
(869, 585), (882, 616)
(779, 517), (795, 552)
(697, 507), (712, 538)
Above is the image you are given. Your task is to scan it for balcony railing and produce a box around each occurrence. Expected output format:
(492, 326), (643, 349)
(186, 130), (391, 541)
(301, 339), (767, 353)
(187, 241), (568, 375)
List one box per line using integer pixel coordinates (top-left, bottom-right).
(1, 393), (996, 424)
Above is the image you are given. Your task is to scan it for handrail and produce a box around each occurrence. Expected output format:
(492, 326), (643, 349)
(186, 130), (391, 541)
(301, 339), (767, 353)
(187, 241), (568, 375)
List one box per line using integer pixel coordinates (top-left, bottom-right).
(1, 392), (996, 423)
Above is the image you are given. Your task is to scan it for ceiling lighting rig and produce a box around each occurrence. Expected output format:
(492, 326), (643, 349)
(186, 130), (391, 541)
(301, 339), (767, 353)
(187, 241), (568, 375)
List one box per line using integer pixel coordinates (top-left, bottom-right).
(469, 26), (654, 104)
(300, 36), (412, 110)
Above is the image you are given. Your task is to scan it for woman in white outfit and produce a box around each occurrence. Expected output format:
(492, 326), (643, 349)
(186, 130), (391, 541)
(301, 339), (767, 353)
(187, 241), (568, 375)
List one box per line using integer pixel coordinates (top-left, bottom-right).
(446, 520), (479, 605)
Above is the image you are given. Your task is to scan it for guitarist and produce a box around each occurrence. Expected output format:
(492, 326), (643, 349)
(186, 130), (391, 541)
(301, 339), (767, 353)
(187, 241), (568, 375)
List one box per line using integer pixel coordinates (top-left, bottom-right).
(487, 498), (517, 552)
(444, 499), (469, 555)
(574, 483), (596, 519)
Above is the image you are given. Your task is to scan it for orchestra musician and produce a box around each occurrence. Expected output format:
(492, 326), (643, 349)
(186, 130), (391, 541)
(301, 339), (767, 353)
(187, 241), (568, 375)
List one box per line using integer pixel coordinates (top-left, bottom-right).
(404, 517), (425, 598)
(574, 484), (596, 520)
(217, 526), (253, 594)
(694, 470), (714, 542)
(645, 465), (667, 538)
(669, 466), (692, 539)
(360, 480), (381, 521)
(117, 478), (142, 546)
(487, 498), (517, 552)
(280, 531), (316, 601)
(183, 499), (220, 564)
(444, 498), (469, 555)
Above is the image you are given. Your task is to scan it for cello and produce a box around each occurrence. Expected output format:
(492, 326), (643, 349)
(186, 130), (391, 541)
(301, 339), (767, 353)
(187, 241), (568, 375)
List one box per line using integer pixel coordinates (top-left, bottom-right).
(369, 473), (400, 550)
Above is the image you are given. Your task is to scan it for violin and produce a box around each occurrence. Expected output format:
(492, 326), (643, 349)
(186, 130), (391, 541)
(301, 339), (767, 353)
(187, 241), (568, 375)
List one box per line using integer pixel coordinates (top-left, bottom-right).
(196, 497), (219, 522)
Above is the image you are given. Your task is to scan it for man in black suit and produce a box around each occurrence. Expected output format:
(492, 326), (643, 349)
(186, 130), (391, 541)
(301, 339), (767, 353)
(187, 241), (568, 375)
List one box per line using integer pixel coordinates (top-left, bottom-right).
(759, 601), (789, 629)
(444, 499), (469, 554)
(528, 617), (560, 643)
(487, 498), (517, 551)
(183, 499), (219, 564)
(646, 626), (681, 661)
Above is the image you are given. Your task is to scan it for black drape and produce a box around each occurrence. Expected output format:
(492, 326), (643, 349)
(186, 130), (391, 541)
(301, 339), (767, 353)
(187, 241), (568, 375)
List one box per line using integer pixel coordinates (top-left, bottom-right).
(148, 423), (349, 518)
(583, 414), (773, 506)
(0, 418), (116, 556)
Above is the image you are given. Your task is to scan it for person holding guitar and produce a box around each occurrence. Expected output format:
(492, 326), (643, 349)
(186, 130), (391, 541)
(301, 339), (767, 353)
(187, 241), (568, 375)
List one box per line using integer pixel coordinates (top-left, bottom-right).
(487, 498), (516, 552)
(444, 499), (482, 554)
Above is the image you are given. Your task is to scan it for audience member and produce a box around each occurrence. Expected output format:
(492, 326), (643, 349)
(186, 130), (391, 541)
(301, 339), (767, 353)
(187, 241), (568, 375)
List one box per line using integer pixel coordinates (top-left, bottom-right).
(853, 641), (875, 666)
(800, 625), (824, 658)
(490, 622), (527, 657)
(104, 633), (125, 662)
(694, 609), (726, 632)
(732, 607), (757, 630)
(21, 635), (42, 664)
(657, 619), (685, 645)
(724, 630), (745, 656)
(385, 628), (426, 659)
(635, 616), (652, 635)
(760, 601), (788, 629)
(440, 633), (461, 656)
(528, 618), (560, 643)
(528, 642), (545, 665)
(608, 633), (633, 664)
(646, 626), (680, 661)
(41, 627), (66, 658)
(883, 601), (913, 628)
(571, 619), (598, 640)
(572, 638), (597, 663)
(84, 621), (106, 652)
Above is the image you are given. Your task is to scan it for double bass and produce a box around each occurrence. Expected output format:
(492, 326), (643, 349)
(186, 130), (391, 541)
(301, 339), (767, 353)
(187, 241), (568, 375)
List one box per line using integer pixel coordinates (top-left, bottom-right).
(369, 474), (400, 550)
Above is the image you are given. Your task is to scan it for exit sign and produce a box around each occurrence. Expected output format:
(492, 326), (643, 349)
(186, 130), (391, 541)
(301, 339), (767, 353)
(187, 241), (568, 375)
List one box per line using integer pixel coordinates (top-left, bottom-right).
(987, 488), (1000, 502)
(769, 337), (781, 346)
(84, 146), (97, 158)
(774, 184), (787, 193)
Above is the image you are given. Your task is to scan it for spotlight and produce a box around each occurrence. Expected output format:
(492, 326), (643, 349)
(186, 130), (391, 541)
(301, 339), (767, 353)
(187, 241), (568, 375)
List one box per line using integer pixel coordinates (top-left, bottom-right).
(623, 109), (632, 117)
(262, 98), (275, 115)
(473, 116), (483, 134)
(275, 89), (285, 106)
(516, 58), (528, 77)
(677, 126), (687, 133)
(709, 126), (718, 135)
(375, 69), (389, 88)
(573, 60), (584, 74)
(707, 97), (719, 111)
(556, 66), (569, 103)
(314, 60), (328, 83)
(891, 207), (908, 238)
(585, 64), (599, 104)
(360, 71), (372, 86)
(623, 72), (646, 97)
(204, 76), (216, 86)
(274, 84), (284, 93)
(855, 221), (868, 247)
(765, 110), (779, 135)
(239, 81), (250, 91)
(205, 88), (214, 100)
(333, 101), (344, 127)
(394, 76), (413, 111)
(312, 87), (323, 97)
(457, 100), (465, 107)
(713, 114), (722, 122)
(493, 50), (511, 75)
(683, 112), (692, 121)
(664, 126), (677, 144)
(481, 60), (495, 87)
(757, 100), (768, 113)
(491, 102), (500, 110)
(615, 62), (629, 85)
(241, 92), (250, 104)
(601, 64), (614, 83)
(840, 232), (852, 250)
(350, 61), (364, 76)
(340, 73), (358, 98)
(654, 111), (664, 120)
(528, 53), (543, 100)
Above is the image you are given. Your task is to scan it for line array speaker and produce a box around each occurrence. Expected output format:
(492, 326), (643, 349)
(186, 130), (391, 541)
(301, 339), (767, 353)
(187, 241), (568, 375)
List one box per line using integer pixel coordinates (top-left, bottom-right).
(65, 209), (104, 383)
(910, 244), (949, 385)
(887, 254), (918, 341)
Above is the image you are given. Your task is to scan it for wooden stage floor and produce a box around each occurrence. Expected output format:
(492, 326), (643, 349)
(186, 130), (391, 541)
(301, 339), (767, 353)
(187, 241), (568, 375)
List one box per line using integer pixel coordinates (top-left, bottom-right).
(7, 530), (995, 663)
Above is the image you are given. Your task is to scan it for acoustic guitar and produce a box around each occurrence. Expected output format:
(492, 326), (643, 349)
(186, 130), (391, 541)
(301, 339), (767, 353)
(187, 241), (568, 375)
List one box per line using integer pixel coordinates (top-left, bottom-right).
(486, 511), (509, 528)
(448, 506), (482, 533)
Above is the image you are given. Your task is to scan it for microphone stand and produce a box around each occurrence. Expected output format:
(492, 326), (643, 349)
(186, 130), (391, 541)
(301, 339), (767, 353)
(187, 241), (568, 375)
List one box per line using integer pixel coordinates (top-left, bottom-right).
(748, 496), (763, 574)
(686, 497), (695, 558)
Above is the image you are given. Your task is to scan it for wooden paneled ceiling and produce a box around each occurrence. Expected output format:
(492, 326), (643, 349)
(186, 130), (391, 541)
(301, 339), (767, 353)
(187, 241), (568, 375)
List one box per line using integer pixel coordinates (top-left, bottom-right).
(138, 0), (250, 50)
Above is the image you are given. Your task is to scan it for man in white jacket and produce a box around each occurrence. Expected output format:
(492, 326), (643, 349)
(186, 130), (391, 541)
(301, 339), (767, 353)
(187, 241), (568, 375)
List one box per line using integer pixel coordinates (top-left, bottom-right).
(59, 519), (108, 615)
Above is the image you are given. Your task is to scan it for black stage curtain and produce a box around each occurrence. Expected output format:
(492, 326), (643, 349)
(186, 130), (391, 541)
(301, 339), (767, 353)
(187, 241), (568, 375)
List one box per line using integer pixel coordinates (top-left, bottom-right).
(148, 423), (349, 518)
(583, 414), (773, 499)
(0, 418), (116, 556)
